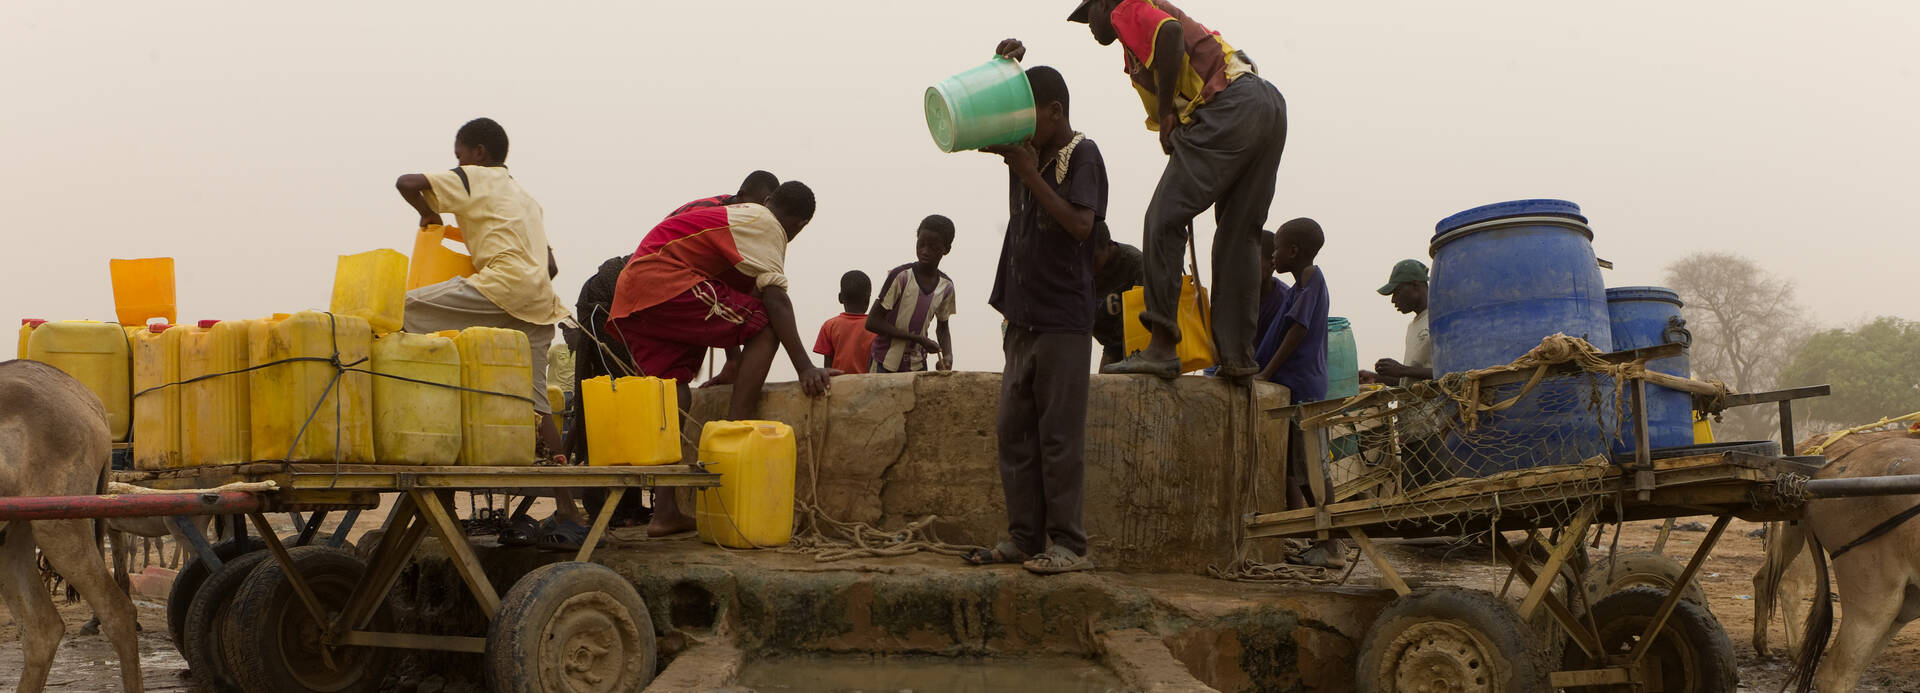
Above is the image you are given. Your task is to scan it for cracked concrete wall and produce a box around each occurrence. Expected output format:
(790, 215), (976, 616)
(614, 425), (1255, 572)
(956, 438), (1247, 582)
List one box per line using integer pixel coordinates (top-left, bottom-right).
(687, 372), (1290, 574)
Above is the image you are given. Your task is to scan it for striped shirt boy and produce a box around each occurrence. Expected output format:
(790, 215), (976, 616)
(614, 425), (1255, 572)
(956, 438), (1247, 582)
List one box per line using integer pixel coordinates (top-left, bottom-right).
(869, 263), (956, 373)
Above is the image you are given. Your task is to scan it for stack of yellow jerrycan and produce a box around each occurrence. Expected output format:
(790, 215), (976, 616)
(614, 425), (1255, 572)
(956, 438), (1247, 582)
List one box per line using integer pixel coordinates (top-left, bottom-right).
(370, 330), (462, 464)
(17, 318), (46, 358)
(581, 376), (680, 466)
(455, 327), (535, 465)
(330, 248), (409, 333)
(25, 320), (132, 443)
(178, 320), (251, 466)
(695, 420), (797, 549)
(249, 311), (374, 463)
(131, 323), (183, 469)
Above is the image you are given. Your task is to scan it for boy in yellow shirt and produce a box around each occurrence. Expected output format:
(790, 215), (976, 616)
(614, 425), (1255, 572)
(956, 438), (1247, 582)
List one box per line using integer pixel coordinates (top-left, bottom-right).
(396, 118), (587, 537)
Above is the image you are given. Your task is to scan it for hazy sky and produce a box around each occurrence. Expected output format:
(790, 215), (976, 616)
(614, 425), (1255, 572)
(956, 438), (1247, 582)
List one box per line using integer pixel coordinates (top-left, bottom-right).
(5, 1), (1915, 382)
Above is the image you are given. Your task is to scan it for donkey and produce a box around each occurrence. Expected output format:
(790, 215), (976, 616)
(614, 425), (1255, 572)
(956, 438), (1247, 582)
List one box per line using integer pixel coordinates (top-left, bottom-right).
(0, 360), (142, 692)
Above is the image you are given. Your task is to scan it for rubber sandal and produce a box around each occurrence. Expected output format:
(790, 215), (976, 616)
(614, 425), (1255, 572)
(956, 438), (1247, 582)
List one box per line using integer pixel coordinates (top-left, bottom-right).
(1100, 353), (1181, 379)
(963, 541), (1030, 566)
(537, 520), (596, 552)
(498, 515), (542, 547)
(1023, 545), (1093, 575)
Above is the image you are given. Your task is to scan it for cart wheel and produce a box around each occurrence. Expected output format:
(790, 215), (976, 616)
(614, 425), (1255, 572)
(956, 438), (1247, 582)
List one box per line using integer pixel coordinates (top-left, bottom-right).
(487, 561), (657, 693)
(1357, 587), (1552, 693)
(222, 546), (394, 693)
(282, 532), (358, 553)
(1584, 553), (1707, 607)
(182, 550), (272, 693)
(167, 536), (263, 651)
(1560, 586), (1736, 693)
(353, 528), (385, 563)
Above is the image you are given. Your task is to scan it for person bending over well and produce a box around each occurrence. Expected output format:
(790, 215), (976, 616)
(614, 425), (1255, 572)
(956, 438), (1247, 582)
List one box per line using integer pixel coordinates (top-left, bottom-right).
(607, 181), (836, 537)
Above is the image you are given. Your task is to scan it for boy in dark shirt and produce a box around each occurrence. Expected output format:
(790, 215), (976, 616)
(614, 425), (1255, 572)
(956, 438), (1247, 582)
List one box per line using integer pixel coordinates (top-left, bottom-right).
(1089, 221), (1144, 368)
(969, 65), (1108, 575)
(1253, 218), (1343, 568)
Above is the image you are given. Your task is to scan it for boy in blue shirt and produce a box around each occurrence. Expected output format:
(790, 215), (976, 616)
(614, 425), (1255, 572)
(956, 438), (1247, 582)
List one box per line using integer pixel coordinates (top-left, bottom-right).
(1253, 218), (1344, 568)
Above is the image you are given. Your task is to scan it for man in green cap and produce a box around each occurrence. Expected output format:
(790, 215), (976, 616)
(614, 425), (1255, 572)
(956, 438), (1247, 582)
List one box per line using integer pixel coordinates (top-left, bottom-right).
(1373, 259), (1432, 384)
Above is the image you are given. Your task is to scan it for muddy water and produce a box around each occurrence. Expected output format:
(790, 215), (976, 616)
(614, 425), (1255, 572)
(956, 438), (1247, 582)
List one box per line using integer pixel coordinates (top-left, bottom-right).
(738, 655), (1125, 693)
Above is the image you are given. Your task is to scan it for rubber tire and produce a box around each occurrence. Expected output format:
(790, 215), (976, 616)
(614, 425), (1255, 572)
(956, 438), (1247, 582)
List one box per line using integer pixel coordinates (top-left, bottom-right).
(353, 528), (385, 564)
(1356, 587), (1553, 693)
(487, 561), (658, 693)
(166, 536), (264, 651)
(1584, 552), (1708, 608)
(222, 546), (394, 693)
(1560, 586), (1737, 693)
(181, 550), (272, 693)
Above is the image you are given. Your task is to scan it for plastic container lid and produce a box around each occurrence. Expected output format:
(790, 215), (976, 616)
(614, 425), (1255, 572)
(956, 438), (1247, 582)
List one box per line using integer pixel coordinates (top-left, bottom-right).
(197, 319), (221, 328)
(21, 318), (45, 327)
(1605, 286), (1682, 306)
(148, 323), (172, 333)
(1435, 199), (1587, 237)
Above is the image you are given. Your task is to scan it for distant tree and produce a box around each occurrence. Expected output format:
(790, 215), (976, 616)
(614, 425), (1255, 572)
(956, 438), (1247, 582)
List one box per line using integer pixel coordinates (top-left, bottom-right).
(1780, 317), (1920, 429)
(1663, 252), (1812, 441)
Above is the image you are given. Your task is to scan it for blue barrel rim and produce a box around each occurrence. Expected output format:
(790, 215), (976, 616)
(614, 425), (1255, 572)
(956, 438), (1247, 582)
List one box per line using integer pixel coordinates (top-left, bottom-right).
(1328, 316), (1351, 330)
(1435, 199), (1588, 235)
(1605, 286), (1683, 307)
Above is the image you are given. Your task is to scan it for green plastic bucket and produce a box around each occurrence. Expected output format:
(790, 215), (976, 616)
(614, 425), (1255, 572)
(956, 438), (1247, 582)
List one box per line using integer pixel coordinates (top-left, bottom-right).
(924, 56), (1036, 153)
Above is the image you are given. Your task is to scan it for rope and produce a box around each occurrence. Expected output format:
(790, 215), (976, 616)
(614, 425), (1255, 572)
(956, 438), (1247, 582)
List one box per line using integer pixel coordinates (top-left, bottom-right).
(103, 480), (278, 495)
(1805, 411), (1920, 456)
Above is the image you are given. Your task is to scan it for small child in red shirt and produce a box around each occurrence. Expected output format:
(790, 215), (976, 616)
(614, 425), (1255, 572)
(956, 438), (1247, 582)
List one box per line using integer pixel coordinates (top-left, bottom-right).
(814, 271), (876, 374)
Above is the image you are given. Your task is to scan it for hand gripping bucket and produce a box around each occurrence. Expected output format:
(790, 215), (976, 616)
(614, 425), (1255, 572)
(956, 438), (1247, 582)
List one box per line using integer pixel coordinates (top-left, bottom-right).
(924, 56), (1036, 153)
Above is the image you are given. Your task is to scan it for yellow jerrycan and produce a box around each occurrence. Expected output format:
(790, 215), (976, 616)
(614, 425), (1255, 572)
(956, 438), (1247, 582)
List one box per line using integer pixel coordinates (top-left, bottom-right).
(581, 376), (681, 466)
(249, 311), (374, 463)
(178, 320), (251, 467)
(110, 257), (177, 327)
(131, 324), (183, 470)
(331, 249), (409, 333)
(1120, 277), (1215, 374)
(18, 318), (45, 358)
(370, 331), (462, 465)
(407, 225), (475, 291)
(455, 327), (534, 465)
(695, 420), (797, 549)
(27, 320), (132, 443)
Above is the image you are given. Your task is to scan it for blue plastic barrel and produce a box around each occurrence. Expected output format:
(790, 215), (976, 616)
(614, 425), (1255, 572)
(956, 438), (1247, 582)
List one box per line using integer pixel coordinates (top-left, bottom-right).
(1606, 287), (1693, 452)
(1326, 317), (1359, 400)
(1430, 199), (1614, 473)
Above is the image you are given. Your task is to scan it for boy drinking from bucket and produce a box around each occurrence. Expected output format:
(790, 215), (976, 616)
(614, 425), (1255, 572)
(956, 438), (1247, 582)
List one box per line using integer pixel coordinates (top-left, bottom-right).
(867, 215), (958, 373)
(608, 181), (836, 537)
(1254, 218), (1344, 568)
(815, 271), (876, 374)
(967, 65), (1108, 574)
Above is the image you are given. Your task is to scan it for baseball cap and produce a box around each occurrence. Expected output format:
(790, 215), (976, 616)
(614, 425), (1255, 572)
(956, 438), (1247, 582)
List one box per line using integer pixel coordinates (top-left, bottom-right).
(1377, 259), (1430, 295)
(1068, 0), (1099, 23)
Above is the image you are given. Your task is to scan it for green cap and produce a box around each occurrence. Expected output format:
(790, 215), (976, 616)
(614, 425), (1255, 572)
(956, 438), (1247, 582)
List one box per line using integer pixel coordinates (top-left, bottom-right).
(1377, 259), (1430, 295)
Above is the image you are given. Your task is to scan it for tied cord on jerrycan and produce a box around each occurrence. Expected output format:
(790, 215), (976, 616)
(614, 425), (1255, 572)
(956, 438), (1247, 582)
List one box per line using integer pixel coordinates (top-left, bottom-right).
(131, 311), (542, 470)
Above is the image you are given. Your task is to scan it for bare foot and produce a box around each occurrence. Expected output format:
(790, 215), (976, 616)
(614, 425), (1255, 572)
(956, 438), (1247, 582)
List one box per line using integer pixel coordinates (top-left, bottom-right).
(647, 513), (698, 538)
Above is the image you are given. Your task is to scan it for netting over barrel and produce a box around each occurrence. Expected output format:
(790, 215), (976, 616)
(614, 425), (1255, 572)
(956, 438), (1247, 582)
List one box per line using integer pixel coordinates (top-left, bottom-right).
(1304, 335), (1707, 539)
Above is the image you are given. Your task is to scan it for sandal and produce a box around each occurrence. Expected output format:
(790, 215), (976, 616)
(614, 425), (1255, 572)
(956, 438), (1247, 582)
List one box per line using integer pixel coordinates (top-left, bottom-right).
(1023, 545), (1093, 575)
(1100, 352), (1181, 379)
(1286, 543), (1348, 569)
(498, 515), (543, 547)
(537, 520), (597, 552)
(963, 541), (1030, 566)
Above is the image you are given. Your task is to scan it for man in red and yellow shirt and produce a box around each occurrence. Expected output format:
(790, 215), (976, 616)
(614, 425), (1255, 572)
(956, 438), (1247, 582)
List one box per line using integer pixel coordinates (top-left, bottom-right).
(666, 170), (779, 219)
(1003, 1), (1288, 380)
(609, 181), (836, 535)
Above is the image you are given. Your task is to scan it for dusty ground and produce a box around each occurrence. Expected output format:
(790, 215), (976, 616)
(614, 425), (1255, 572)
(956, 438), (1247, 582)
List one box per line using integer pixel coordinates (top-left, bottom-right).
(1349, 518), (1920, 692)
(2, 512), (1915, 691)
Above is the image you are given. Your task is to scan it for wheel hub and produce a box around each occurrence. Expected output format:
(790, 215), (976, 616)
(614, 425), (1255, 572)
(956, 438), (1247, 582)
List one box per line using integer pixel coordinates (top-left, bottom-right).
(1387, 622), (1499, 693)
(539, 591), (643, 693)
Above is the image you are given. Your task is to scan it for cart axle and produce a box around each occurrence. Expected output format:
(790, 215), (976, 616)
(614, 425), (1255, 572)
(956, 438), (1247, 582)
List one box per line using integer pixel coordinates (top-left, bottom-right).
(0, 491), (262, 520)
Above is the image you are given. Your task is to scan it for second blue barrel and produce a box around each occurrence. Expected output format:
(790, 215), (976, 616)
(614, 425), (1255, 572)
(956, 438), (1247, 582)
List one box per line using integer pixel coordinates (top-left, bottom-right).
(1605, 287), (1694, 452)
(1430, 199), (1614, 473)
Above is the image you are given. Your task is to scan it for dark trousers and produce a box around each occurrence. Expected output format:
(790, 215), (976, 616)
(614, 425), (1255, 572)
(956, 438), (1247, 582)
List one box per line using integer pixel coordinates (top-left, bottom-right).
(1140, 74), (1288, 372)
(997, 325), (1091, 556)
